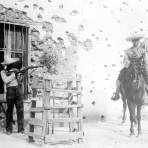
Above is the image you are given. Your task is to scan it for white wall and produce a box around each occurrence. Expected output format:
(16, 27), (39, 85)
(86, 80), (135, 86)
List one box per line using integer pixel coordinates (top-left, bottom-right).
(1, 0), (148, 120)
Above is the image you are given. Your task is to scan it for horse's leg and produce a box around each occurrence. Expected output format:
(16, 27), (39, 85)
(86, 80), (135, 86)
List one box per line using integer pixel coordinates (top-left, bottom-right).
(137, 105), (142, 136)
(127, 101), (136, 135)
(122, 97), (127, 123)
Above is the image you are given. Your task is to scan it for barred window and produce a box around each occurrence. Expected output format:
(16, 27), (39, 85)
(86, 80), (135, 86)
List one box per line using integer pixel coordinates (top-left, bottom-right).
(0, 22), (29, 99)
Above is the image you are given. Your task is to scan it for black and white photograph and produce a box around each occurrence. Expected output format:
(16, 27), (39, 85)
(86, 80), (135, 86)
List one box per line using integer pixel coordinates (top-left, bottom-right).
(0, 0), (148, 147)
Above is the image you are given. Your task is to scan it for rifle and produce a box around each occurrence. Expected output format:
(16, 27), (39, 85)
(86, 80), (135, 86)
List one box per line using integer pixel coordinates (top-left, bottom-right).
(6, 66), (43, 75)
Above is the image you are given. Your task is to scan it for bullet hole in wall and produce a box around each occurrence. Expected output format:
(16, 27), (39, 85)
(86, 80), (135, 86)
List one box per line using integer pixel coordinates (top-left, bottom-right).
(100, 115), (105, 121)
(83, 116), (86, 119)
(24, 5), (29, 9)
(90, 90), (93, 93)
(92, 101), (96, 105)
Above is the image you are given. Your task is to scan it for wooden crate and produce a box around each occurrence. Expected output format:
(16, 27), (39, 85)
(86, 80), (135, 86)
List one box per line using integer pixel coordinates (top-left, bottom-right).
(27, 74), (83, 145)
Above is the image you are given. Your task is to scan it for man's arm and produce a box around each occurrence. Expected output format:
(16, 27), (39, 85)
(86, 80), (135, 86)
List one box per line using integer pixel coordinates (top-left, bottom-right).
(1, 70), (16, 84)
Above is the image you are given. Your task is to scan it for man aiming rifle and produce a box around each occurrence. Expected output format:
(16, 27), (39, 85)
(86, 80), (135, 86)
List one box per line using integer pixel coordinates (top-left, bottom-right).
(7, 65), (43, 75)
(0, 55), (42, 135)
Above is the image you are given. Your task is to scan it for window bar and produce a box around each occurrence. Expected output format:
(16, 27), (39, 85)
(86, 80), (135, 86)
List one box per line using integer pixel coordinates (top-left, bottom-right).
(26, 27), (28, 66)
(8, 23), (10, 56)
(14, 24), (15, 54)
(25, 26), (28, 100)
(3, 23), (6, 100)
(24, 26), (28, 66)
(22, 26), (24, 66)
(4, 23), (5, 51)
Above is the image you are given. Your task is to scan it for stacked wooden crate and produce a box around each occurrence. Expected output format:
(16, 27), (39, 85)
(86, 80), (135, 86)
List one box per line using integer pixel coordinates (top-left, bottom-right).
(27, 74), (83, 144)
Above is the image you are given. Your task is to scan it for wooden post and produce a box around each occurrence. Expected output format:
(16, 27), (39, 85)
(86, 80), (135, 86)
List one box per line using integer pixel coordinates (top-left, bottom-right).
(42, 79), (47, 144)
(76, 75), (83, 142)
(67, 81), (73, 132)
(50, 79), (55, 134)
(44, 78), (53, 135)
(28, 100), (36, 142)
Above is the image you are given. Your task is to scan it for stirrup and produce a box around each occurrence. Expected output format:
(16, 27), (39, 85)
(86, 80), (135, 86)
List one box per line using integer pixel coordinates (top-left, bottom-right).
(111, 92), (120, 101)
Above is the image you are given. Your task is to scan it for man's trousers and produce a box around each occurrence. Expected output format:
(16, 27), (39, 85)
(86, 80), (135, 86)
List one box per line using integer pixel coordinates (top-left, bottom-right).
(6, 86), (24, 132)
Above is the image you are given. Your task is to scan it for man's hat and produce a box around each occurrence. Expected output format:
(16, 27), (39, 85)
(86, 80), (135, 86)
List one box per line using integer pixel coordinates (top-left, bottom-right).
(126, 34), (144, 42)
(1, 55), (19, 65)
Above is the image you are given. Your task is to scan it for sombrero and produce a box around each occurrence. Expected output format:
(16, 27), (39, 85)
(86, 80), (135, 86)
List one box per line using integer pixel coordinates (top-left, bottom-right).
(126, 34), (144, 42)
(1, 55), (19, 65)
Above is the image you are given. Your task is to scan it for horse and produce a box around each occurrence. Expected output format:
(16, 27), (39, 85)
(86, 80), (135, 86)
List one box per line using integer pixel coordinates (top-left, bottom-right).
(119, 56), (146, 136)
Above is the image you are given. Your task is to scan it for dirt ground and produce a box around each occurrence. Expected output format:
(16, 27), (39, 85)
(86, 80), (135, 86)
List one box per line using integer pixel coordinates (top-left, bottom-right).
(1, 106), (148, 148)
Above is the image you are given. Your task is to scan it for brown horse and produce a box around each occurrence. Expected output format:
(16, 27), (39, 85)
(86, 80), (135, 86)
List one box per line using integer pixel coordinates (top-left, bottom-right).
(120, 57), (146, 136)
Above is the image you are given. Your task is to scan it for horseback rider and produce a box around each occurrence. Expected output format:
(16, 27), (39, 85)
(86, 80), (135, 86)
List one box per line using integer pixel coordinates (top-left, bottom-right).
(112, 34), (146, 101)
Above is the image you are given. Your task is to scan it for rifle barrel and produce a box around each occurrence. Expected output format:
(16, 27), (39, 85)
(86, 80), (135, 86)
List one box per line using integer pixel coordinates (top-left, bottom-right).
(8, 66), (43, 74)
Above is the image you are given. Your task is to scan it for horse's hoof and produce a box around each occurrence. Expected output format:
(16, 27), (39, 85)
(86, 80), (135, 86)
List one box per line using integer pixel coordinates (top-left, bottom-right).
(136, 133), (142, 137)
(129, 135), (134, 138)
(137, 131), (142, 136)
(129, 132), (135, 137)
(136, 131), (142, 138)
(121, 120), (126, 124)
(136, 134), (140, 137)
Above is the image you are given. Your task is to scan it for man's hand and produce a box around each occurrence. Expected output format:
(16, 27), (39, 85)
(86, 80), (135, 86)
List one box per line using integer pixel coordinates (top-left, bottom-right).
(20, 67), (26, 73)
(21, 67), (25, 71)
(16, 73), (23, 82)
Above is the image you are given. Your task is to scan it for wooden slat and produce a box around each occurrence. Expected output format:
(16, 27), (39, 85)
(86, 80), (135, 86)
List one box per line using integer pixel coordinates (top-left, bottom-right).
(43, 74), (82, 82)
(45, 132), (83, 142)
(46, 88), (81, 94)
(31, 83), (44, 89)
(31, 78), (44, 89)
(30, 98), (39, 101)
(27, 132), (43, 139)
(48, 117), (82, 123)
(44, 104), (83, 109)
(28, 118), (43, 126)
(29, 107), (44, 112)
(49, 96), (68, 100)
(24, 100), (31, 104)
